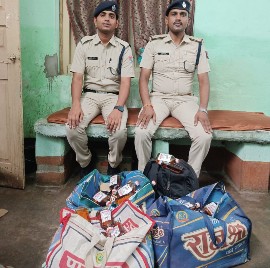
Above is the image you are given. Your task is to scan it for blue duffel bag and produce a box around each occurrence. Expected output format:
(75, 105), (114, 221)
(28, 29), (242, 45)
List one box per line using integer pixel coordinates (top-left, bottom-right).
(147, 182), (252, 268)
(66, 169), (155, 210)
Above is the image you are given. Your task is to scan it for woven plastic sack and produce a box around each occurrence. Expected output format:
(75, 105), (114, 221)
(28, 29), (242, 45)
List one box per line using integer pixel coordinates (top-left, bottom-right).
(45, 200), (155, 268)
(147, 182), (252, 268)
(66, 169), (155, 210)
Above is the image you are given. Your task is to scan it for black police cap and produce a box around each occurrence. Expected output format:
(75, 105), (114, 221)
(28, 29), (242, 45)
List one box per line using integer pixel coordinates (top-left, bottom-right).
(166, 0), (191, 16)
(94, 1), (118, 18)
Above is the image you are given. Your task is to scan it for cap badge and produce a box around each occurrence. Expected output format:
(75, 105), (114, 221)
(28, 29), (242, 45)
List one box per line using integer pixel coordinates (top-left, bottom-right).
(182, 2), (186, 8)
(112, 5), (116, 11)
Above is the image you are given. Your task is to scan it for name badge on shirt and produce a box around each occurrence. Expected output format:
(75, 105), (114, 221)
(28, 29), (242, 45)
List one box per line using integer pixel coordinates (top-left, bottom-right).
(157, 52), (169, 55)
(87, 57), (98, 60)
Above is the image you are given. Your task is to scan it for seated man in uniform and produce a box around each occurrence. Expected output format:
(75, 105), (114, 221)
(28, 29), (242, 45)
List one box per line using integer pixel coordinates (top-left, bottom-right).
(66, 1), (134, 178)
(135, 0), (212, 178)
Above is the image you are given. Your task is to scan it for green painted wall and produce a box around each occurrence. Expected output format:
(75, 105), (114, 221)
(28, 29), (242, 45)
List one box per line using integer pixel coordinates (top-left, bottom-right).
(21, 0), (270, 138)
(21, 0), (71, 137)
(194, 0), (270, 115)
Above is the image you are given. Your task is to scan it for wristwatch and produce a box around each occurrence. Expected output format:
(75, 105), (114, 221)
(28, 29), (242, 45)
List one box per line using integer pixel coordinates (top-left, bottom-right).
(199, 107), (208, 114)
(114, 105), (124, 112)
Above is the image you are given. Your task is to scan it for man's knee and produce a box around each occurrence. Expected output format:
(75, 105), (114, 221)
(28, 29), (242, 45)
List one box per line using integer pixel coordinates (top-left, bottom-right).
(112, 128), (127, 140)
(135, 127), (151, 142)
(197, 132), (212, 145)
(66, 125), (84, 142)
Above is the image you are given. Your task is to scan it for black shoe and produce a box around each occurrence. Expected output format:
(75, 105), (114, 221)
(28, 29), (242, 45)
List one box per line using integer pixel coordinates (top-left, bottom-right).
(80, 161), (94, 179)
(107, 164), (120, 176)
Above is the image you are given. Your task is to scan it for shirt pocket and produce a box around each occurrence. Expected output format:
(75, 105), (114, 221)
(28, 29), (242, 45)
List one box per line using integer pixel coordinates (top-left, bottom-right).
(183, 51), (197, 73)
(154, 53), (170, 71)
(105, 61), (119, 80)
(86, 57), (99, 78)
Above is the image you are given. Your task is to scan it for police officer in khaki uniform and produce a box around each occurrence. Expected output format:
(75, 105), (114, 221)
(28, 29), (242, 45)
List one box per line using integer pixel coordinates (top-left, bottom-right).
(66, 1), (135, 177)
(135, 0), (212, 177)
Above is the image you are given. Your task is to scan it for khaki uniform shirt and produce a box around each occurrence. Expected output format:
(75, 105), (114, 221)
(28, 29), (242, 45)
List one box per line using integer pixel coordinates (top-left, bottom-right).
(70, 34), (135, 93)
(140, 34), (210, 96)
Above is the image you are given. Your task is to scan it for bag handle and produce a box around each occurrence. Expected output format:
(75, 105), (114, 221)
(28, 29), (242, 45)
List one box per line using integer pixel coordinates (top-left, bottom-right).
(202, 213), (227, 248)
(164, 197), (175, 243)
(168, 201), (227, 249)
(195, 181), (224, 206)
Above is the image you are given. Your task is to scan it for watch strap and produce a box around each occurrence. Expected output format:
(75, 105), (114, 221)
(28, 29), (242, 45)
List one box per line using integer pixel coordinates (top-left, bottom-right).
(114, 106), (124, 112)
(199, 108), (208, 114)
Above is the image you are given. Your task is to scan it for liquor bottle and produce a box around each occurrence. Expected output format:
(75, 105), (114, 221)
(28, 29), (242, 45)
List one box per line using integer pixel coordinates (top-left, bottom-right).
(100, 209), (113, 229)
(106, 224), (121, 237)
(156, 153), (175, 165)
(115, 181), (139, 205)
(76, 207), (89, 221)
(109, 174), (121, 190)
(202, 202), (218, 216)
(156, 153), (183, 174)
(92, 191), (110, 207)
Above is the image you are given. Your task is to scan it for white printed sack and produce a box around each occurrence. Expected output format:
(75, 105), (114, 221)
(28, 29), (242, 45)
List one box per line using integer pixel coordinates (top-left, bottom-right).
(45, 200), (155, 268)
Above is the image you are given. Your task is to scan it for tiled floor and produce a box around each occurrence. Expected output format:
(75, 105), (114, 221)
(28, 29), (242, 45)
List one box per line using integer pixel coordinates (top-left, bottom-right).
(0, 171), (269, 268)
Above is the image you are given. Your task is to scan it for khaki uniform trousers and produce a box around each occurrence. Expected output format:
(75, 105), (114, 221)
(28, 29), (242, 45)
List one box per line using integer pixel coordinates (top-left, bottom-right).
(135, 95), (212, 177)
(66, 92), (128, 168)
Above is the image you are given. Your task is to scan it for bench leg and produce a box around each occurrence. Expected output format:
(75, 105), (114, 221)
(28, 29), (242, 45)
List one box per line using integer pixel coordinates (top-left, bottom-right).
(35, 133), (76, 185)
(224, 143), (270, 192)
(152, 140), (169, 158)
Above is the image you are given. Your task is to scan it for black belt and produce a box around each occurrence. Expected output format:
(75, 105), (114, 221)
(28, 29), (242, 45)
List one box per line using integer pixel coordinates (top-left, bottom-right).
(83, 89), (119, 95)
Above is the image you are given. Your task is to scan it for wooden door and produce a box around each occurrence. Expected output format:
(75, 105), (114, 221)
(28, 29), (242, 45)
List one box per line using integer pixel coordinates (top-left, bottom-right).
(0, 0), (24, 189)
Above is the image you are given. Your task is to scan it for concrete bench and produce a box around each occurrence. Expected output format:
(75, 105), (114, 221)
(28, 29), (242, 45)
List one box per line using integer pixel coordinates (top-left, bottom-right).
(34, 105), (270, 192)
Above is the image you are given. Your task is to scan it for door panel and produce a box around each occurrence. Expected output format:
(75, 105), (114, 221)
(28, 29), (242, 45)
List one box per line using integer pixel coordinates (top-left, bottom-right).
(0, 62), (7, 79)
(0, 81), (8, 160)
(0, 0), (24, 189)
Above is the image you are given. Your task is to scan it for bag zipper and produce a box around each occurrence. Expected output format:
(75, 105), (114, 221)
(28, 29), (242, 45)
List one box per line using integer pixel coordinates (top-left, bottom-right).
(166, 180), (171, 191)
(166, 172), (171, 196)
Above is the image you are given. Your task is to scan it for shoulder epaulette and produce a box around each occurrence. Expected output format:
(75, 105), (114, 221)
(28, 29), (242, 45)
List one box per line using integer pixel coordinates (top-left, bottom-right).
(115, 37), (130, 48)
(149, 34), (168, 41)
(189, 36), (203, 43)
(80, 35), (94, 44)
